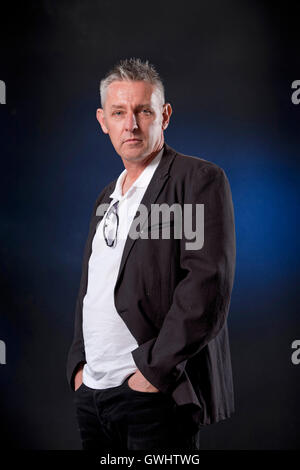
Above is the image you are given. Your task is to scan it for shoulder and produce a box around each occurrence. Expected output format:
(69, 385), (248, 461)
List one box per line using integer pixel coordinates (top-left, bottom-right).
(170, 147), (227, 184)
(166, 148), (233, 204)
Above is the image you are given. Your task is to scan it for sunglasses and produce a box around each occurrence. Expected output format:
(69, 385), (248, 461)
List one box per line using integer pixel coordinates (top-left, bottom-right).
(103, 200), (120, 247)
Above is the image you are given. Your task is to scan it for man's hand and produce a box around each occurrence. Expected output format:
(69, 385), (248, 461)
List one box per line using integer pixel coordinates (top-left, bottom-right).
(128, 369), (160, 393)
(74, 363), (84, 391)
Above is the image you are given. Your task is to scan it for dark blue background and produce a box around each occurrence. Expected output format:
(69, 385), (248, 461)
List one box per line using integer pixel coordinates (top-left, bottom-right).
(0, 1), (299, 449)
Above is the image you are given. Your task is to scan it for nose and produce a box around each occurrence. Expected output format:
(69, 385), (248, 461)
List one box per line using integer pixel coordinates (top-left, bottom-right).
(124, 111), (138, 132)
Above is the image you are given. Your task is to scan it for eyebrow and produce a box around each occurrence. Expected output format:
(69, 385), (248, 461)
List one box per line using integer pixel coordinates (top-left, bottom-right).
(110, 103), (152, 109)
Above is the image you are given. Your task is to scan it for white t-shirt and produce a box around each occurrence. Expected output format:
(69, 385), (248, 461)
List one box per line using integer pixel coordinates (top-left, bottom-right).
(82, 148), (164, 389)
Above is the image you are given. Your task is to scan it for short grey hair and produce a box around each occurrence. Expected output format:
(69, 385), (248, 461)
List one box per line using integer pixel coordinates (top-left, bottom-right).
(100, 57), (165, 108)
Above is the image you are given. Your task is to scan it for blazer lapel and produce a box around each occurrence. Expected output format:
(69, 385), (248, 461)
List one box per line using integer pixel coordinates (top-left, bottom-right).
(114, 143), (177, 292)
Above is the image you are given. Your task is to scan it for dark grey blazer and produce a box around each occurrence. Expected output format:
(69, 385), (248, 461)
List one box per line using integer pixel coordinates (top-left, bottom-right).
(66, 142), (236, 429)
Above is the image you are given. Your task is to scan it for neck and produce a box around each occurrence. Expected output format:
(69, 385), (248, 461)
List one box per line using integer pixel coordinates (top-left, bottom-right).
(122, 144), (164, 184)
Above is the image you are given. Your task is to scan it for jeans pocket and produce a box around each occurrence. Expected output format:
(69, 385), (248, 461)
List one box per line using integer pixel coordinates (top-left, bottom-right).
(125, 376), (163, 397)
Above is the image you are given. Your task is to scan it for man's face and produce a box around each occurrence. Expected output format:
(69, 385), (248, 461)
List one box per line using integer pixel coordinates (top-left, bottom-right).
(96, 80), (171, 163)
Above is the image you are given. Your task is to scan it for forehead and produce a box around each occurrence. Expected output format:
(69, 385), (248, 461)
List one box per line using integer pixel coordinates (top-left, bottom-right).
(105, 80), (157, 106)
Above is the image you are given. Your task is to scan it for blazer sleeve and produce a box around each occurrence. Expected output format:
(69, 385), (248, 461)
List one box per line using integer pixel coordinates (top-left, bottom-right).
(66, 184), (113, 391)
(65, 224), (91, 391)
(131, 165), (236, 394)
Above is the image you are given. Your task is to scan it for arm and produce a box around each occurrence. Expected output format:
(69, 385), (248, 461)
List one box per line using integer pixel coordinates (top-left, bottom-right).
(66, 183), (114, 391)
(131, 165), (236, 394)
(66, 283), (87, 391)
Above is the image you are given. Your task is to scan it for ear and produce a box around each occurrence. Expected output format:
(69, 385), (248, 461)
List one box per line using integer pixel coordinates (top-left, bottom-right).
(162, 103), (172, 130)
(96, 108), (109, 134)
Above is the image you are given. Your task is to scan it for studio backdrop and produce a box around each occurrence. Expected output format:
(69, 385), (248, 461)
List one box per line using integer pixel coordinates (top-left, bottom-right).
(0, 0), (299, 450)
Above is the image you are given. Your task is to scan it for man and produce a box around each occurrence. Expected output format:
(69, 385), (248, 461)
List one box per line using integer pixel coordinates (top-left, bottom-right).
(66, 58), (236, 451)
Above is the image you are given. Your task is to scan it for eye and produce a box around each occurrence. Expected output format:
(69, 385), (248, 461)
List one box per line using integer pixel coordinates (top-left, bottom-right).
(112, 111), (123, 116)
(142, 109), (152, 115)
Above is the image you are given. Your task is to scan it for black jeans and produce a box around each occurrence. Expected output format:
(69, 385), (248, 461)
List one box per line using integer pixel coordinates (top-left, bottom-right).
(73, 373), (200, 451)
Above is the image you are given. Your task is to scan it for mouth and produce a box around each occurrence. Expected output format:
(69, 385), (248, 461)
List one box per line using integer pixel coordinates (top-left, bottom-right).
(124, 139), (142, 143)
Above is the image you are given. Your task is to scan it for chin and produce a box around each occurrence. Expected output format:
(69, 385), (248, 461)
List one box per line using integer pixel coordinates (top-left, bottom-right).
(124, 148), (147, 161)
